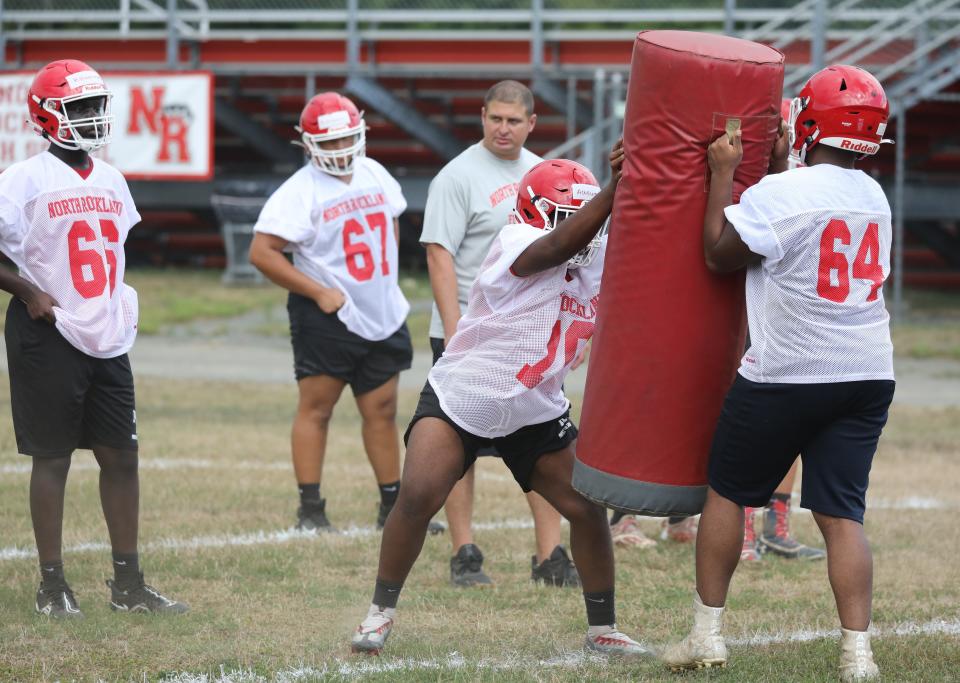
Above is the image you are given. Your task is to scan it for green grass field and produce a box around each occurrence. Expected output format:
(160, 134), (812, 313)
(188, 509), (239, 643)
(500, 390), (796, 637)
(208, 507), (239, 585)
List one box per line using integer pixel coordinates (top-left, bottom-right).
(0, 374), (957, 682)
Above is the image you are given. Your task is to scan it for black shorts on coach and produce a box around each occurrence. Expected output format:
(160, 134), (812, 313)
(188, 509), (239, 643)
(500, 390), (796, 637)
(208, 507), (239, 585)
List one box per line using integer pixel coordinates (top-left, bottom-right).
(404, 380), (578, 492)
(707, 373), (895, 524)
(287, 292), (412, 394)
(4, 298), (138, 458)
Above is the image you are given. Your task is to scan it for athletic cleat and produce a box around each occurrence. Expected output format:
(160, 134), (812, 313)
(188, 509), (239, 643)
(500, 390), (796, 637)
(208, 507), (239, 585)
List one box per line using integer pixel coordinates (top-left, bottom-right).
(375, 501), (445, 535)
(839, 628), (879, 681)
(741, 507), (762, 562)
(610, 515), (656, 548)
(35, 582), (84, 619)
(531, 545), (580, 587)
(351, 604), (395, 655)
(661, 516), (699, 544)
(295, 498), (335, 533)
(758, 498), (826, 560)
(450, 543), (494, 587)
(585, 626), (653, 658)
(661, 594), (727, 671)
(106, 574), (189, 614)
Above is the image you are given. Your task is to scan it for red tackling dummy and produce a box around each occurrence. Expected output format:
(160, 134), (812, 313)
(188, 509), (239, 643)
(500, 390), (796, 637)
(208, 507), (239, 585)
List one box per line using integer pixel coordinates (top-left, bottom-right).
(573, 31), (784, 516)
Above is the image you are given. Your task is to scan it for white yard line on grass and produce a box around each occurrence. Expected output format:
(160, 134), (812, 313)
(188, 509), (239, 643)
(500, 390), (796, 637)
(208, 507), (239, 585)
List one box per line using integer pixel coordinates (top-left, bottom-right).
(153, 618), (960, 682)
(0, 458), (288, 475)
(2, 494), (956, 561)
(0, 518), (542, 561)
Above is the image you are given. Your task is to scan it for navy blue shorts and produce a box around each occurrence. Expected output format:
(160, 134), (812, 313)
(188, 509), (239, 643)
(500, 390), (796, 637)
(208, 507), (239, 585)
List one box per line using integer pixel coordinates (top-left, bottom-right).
(288, 293), (412, 395)
(708, 374), (895, 523)
(405, 381), (577, 492)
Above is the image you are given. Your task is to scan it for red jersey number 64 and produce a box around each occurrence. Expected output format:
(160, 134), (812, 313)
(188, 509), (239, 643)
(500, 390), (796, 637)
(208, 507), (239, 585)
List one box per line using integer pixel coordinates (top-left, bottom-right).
(817, 218), (883, 304)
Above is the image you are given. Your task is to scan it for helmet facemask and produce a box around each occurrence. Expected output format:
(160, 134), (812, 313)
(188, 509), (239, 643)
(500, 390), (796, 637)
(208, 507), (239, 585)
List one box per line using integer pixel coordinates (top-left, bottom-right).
(39, 92), (113, 152)
(300, 122), (366, 176)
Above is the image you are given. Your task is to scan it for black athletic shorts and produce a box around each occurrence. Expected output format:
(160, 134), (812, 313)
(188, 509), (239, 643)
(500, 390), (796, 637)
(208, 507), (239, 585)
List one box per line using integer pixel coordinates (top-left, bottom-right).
(708, 374), (895, 523)
(288, 292), (412, 395)
(4, 298), (138, 458)
(404, 380), (578, 492)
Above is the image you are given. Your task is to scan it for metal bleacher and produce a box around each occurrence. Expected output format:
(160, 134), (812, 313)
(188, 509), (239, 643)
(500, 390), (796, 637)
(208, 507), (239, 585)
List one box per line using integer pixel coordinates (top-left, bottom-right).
(2, 0), (958, 292)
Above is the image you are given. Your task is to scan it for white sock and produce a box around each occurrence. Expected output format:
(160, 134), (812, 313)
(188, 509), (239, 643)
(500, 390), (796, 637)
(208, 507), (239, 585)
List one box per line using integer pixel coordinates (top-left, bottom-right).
(368, 603), (396, 618)
(588, 624), (617, 638)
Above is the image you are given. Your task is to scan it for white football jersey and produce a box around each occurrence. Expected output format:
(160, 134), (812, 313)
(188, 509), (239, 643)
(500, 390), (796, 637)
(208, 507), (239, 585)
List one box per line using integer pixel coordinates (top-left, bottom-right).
(254, 157), (409, 341)
(429, 223), (606, 438)
(0, 153), (140, 358)
(725, 164), (894, 383)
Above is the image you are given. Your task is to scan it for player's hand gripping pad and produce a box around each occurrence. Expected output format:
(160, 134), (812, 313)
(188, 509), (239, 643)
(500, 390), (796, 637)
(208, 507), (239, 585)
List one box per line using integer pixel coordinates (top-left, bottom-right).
(573, 31), (784, 516)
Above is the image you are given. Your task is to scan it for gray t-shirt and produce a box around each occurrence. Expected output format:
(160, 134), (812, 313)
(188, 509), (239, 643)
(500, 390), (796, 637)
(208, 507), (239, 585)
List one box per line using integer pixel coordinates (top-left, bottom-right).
(420, 142), (543, 339)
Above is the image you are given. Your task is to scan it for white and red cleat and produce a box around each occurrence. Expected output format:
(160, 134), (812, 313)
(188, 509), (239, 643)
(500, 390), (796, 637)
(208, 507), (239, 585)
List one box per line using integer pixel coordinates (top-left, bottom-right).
(610, 515), (657, 549)
(351, 604), (395, 655)
(585, 625), (653, 658)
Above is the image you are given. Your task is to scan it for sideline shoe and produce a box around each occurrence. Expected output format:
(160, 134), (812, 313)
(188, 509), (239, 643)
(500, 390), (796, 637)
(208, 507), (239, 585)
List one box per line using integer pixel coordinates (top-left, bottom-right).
(376, 501), (445, 535)
(758, 498), (826, 560)
(296, 498), (335, 533)
(531, 545), (580, 587)
(741, 507), (762, 562)
(351, 604), (395, 655)
(35, 582), (84, 619)
(661, 593), (727, 671)
(661, 516), (698, 543)
(106, 573), (189, 614)
(585, 626), (652, 658)
(839, 628), (879, 681)
(610, 515), (656, 548)
(450, 543), (494, 587)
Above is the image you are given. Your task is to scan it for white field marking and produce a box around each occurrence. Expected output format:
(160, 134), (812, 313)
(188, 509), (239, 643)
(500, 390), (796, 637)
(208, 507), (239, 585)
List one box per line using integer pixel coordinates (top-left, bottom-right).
(152, 618), (960, 682)
(0, 518), (544, 562)
(0, 457), (288, 475)
(2, 493), (955, 562)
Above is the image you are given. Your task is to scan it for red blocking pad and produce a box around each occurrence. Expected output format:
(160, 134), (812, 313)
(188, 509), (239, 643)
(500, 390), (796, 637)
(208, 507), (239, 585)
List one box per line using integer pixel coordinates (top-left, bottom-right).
(573, 30), (784, 516)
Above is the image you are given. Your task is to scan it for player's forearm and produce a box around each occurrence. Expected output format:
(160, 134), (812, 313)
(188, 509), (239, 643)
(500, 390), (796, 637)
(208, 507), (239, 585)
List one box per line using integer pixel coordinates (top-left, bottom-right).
(703, 170), (735, 269)
(511, 182), (615, 277)
(0, 266), (43, 302)
(425, 244), (461, 340)
(250, 245), (329, 301)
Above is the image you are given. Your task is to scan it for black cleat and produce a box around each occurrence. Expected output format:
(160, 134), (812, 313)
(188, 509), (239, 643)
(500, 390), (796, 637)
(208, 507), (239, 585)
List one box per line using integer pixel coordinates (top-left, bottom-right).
(450, 543), (494, 587)
(35, 582), (84, 619)
(296, 498), (335, 533)
(531, 545), (581, 587)
(107, 573), (189, 614)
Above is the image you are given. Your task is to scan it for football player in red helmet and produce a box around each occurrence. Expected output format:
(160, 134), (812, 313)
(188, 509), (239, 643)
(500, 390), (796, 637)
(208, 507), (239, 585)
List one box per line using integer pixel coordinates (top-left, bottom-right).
(0, 59), (187, 618)
(663, 65), (893, 681)
(250, 92), (420, 535)
(296, 92), (366, 176)
(350, 140), (652, 659)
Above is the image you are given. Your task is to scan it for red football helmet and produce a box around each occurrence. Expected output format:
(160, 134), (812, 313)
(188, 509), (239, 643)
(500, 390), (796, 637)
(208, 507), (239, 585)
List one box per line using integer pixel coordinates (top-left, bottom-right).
(514, 159), (603, 267)
(28, 59), (113, 152)
(297, 92), (366, 176)
(788, 65), (891, 164)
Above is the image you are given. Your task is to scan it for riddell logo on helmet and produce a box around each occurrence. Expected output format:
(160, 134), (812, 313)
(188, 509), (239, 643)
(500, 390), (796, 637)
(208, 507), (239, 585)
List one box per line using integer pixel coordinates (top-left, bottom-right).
(839, 139), (878, 153)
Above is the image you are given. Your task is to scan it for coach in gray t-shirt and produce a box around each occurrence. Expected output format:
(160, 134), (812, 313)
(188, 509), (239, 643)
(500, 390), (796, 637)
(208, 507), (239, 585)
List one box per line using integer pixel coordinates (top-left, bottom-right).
(420, 80), (579, 589)
(422, 135), (541, 343)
